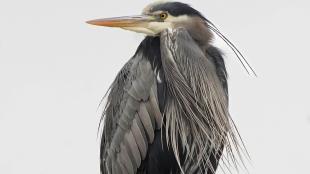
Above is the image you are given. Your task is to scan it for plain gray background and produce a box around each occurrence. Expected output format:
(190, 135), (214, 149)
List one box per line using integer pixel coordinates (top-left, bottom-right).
(1, 0), (309, 173)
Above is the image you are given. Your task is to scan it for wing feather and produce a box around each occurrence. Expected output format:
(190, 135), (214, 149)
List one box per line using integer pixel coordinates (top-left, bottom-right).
(100, 55), (162, 174)
(120, 143), (134, 174)
(132, 114), (148, 159)
(124, 131), (141, 169)
(138, 103), (154, 142)
(117, 156), (127, 174)
(145, 88), (162, 129)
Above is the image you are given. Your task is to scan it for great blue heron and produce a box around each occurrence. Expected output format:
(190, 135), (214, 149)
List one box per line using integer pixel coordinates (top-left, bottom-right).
(87, 1), (252, 174)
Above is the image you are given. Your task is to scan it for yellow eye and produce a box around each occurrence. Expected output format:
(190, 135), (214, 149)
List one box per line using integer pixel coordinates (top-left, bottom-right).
(159, 12), (168, 19)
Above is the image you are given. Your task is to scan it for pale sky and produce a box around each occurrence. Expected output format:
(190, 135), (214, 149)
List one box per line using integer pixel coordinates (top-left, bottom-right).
(0, 0), (310, 173)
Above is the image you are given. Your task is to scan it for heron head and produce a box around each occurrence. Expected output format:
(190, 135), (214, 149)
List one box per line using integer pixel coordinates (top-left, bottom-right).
(87, 1), (208, 36)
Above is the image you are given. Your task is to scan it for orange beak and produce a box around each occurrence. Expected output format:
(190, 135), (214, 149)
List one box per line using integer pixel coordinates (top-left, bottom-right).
(86, 15), (155, 28)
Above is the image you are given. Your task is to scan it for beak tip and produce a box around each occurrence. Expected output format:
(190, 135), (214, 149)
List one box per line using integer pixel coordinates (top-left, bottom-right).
(86, 20), (95, 25)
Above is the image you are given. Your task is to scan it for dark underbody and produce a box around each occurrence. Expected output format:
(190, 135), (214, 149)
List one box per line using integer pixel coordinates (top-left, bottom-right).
(133, 36), (227, 174)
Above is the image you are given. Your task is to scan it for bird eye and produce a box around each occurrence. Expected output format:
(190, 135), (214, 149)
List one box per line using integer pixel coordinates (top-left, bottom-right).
(159, 12), (168, 20)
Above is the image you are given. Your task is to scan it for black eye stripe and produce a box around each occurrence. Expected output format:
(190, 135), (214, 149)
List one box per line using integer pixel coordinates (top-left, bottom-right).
(151, 2), (206, 20)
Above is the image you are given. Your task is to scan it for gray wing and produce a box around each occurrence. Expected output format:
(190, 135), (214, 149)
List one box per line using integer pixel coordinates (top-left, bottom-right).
(100, 53), (162, 174)
(160, 28), (237, 173)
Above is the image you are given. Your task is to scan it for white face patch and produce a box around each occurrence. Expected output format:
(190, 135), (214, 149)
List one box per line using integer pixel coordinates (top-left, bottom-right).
(147, 21), (173, 35)
(122, 5), (190, 36)
(139, 1), (191, 36)
(145, 14), (189, 35)
(165, 14), (189, 23)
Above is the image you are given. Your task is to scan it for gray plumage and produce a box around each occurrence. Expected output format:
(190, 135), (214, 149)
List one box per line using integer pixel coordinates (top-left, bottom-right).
(99, 28), (243, 174)
(89, 2), (253, 174)
(101, 56), (163, 174)
(160, 28), (239, 173)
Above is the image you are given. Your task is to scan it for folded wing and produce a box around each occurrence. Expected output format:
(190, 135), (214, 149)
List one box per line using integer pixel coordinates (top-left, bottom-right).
(100, 53), (162, 174)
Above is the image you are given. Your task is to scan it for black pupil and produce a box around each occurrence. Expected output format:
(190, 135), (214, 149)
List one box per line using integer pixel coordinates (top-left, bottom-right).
(161, 14), (166, 18)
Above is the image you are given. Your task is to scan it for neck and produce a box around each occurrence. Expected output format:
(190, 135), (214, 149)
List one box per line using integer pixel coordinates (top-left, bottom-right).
(136, 36), (162, 70)
(176, 18), (213, 51)
(135, 20), (213, 69)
